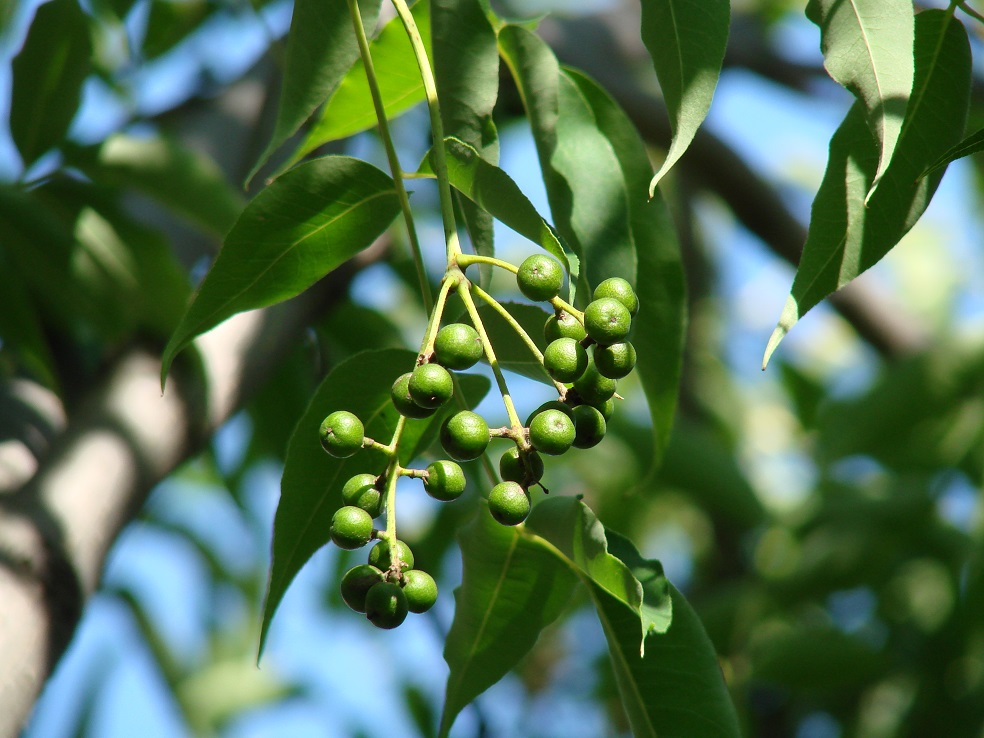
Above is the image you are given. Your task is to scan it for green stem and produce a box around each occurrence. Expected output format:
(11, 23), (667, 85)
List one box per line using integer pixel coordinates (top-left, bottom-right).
(957, 1), (983, 23)
(456, 253), (519, 274)
(382, 415), (409, 540)
(418, 272), (459, 358)
(348, 0), (433, 314)
(549, 296), (583, 322)
(390, 0), (461, 262)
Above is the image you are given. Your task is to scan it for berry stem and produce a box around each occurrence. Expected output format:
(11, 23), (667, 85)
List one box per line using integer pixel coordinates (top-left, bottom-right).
(382, 416), (409, 541)
(456, 253), (519, 274)
(418, 272), (459, 359)
(549, 296), (583, 322)
(346, 0), (433, 314)
(390, 0), (462, 263)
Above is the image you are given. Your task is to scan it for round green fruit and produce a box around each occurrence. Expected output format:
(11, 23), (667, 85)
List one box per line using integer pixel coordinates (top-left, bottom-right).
(595, 397), (616, 421)
(593, 341), (636, 379)
(488, 481), (531, 526)
(368, 538), (415, 572)
(329, 506), (374, 550)
(424, 459), (466, 502)
(402, 569), (438, 614)
(517, 254), (564, 302)
(593, 277), (639, 316)
(543, 337), (588, 383)
(544, 311), (586, 343)
(340, 564), (384, 613)
(408, 363), (454, 409)
(341, 473), (383, 518)
(525, 400), (575, 426)
(434, 323), (483, 370)
(583, 297), (632, 345)
(572, 362), (617, 405)
(365, 581), (409, 629)
(498, 446), (545, 486)
(573, 404), (607, 449)
(319, 411), (364, 458)
(440, 411), (490, 461)
(529, 408), (576, 456)
(391, 373), (436, 419)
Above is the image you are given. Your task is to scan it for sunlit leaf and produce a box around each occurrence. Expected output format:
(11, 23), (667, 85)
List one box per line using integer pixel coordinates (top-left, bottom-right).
(764, 10), (970, 367)
(920, 124), (984, 178)
(639, 0), (729, 193)
(162, 156), (400, 385)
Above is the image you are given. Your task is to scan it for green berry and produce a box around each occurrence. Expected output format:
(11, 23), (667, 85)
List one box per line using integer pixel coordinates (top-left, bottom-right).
(340, 564), (384, 613)
(424, 459), (466, 502)
(544, 311), (586, 343)
(368, 538), (415, 572)
(573, 361), (617, 405)
(365, 581), (409, 629)
(440, 411), (490, 461)
(408, 363), (454, 409)
(583, 297), (632, 345)
(517, 254), (564, 302)
(330, 506), (374, 550)
(525, 400), (575, 426)
(319, 411), (364, 458)
(498, 446), (545, 486)
(402, 570), (438, 614)
(434, 323), (483, 370)
(593, 341), (637, 379)
(529, 408), (576, 456)
(341, 473), (383, 518)
(593, 277), (639, 317)
(573, 404), (607, 449)
(391, 373), (436, 419)
(543, 337), (588, 383)
(488, 481), (531, 526)
(595, 397), (616, 421)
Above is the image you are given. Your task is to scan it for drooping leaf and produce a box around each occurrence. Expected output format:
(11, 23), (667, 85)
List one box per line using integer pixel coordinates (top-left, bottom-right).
(764, 10), (971, 367)
(920, 124), (984, 178)
(527, 497), (740, 738)
(260, 348), (489, 654)
(66, 133), (244, 237)
(290, 0), (431, 166)
(638, 0), (730, 193)
(438, 508), (579, 738)
(806, 0), (914, 196)
(161, 156), (401, 385)
(10, 0), (92, 166)
(247, 0), (382, 184)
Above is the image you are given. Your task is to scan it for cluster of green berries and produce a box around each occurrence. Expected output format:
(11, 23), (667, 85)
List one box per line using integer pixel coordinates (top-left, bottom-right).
(317, 252), (639, 627)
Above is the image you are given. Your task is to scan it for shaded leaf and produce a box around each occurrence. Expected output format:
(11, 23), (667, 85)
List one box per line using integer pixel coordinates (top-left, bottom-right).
(247, 0), (382, 183)
(806, 0), (914, 194)
(438, 508), (579, 738)
(764, 10), (971, 366)
(10, 0), (92, 166)
(920, 124), (984, 178)
(162, 156), (400, 384)
(0, 253), (57, 387)
(639, 0), (729, 193)
(260, 349), (489, 654)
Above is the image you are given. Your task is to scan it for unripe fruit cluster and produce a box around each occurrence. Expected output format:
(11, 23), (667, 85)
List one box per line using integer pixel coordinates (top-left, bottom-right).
(317, 253), (640, 626)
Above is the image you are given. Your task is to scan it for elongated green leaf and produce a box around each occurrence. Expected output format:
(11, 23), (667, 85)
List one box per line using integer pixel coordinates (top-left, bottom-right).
(639, 0), (729, 193)
(247, 0), (382, 184)
(0, 253), (57, 387)
(10, 0), (92, 166)
(162, 156), (400, 384)
(260, 348), (489, 654)
(438, 508), (579, 738)
(920, 124), (984, 178)
(66, 134), (244, 238)
(290, 0), (431, 166)
(529, 497), (739, 738)
(433, 137), (571, 274)
(764, 10), (970, 367)
(806, 0), (914, 195)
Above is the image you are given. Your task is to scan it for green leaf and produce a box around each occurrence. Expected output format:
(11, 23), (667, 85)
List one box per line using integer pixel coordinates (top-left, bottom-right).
(920, 124), (984, 178)
(247, 0), (382, 184)
(638, 0), (729, 193)
(66, 133), (244, 238)
(10, 0), (92, 166)
(764, 10), (971, 367)
(0, 253), (57, 387)
(433, 136), (572, 274)
(290, 0), (431, 166)
(141, 0), (211, 58)
(438, 508), (579, 738)
(806, 0), (914, 196)
(161, 156), (401, 385)
(527, 497), (740, 738)
(260, 348), (489, 655)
